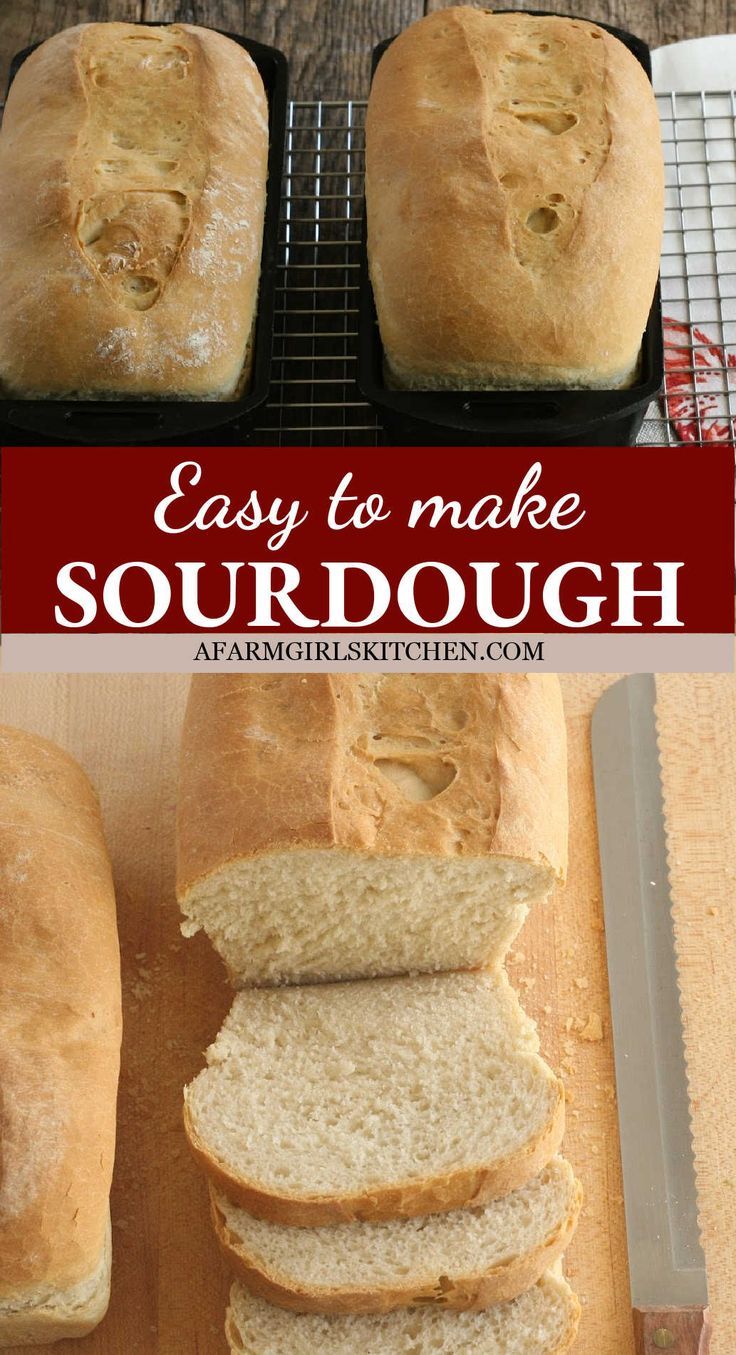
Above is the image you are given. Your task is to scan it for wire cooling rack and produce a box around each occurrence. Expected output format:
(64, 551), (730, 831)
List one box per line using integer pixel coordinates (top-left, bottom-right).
(254, 94), (736, 447)
(253, 101), (377, 446)
(655, 90), (736, 444)
(0, 92), (733, 445)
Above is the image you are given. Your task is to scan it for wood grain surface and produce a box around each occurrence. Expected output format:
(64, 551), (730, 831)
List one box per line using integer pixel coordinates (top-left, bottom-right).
(0, 673), (732, 1355)
(1, 0), (734, 94)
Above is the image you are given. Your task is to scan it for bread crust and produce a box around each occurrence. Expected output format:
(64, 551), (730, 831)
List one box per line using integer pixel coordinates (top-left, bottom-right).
(0, 1219), (111, 1346)
(209, 1172), (583, 1314)
(0, 22), (268, 399)
(176, 674), (568, 900)
(365, 8), (664, 390)
(183, 1075), (565, 1227)
(0, 727), (121, 1340)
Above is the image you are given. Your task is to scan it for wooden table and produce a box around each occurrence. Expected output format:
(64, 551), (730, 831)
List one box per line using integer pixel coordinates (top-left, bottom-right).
(0, 673), (733, 1355)
(1, 0), (735, 96)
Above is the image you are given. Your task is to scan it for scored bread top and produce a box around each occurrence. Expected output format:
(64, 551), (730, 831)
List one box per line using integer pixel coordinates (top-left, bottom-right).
(365, 8), (664, 389)
(0, 23), (268, 398)
(177, 674), (567, 898)
(0, 727), (121, 1304)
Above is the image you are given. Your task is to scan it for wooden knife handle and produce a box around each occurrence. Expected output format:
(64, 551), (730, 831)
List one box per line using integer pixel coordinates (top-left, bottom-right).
(633, 1307), (712, 1355)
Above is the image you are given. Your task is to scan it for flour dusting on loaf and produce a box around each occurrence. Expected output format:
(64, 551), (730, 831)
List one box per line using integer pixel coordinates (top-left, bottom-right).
(366, 8), (664, 390)
(0, 23), (269, 398)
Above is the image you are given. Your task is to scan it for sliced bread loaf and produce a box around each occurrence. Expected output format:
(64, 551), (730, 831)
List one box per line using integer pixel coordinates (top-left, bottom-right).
(176, 674), (567, 985)
(184, 971), (565, 1226)
(211, 1156), (582, 1314)
(225, 1272), (581, 1354)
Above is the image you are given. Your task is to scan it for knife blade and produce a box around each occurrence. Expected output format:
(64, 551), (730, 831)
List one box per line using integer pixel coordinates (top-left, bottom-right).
(591, 674), (711, 1354)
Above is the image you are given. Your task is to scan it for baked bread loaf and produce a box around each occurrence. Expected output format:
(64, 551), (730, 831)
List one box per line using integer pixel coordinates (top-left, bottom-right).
(211, 1157), (582, 1314)
(176, 674), (567, 985)
(365, 8), (664, 390)
(0, 727), (122, 1346)
(0, 22), (268, 399)
(225, 1272), (582, 1355)
(184, 971), (565, 1227)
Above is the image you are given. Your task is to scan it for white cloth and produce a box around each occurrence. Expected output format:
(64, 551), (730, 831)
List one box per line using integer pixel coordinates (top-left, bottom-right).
(653, 35), (736, 95)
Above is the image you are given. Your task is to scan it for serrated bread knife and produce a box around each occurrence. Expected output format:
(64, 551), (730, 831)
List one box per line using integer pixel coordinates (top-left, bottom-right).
(591, 675), (711, 1354)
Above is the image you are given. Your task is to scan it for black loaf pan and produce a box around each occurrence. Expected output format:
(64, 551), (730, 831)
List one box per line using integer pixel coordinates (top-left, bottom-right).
(0, 27), (288, 446)
(357, 13), (664, 447)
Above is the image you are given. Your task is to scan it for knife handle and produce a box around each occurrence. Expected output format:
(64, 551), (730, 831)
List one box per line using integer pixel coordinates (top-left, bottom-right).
(633, 1307), (712, 1354)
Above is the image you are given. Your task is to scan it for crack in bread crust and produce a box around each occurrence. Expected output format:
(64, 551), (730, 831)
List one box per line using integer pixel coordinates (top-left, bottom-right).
(73, 27), (207, 312)
(365, 7), (663, 390)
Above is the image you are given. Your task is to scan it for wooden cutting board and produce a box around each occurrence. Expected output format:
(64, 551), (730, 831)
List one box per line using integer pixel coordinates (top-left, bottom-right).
(0, 673), (733, 1355)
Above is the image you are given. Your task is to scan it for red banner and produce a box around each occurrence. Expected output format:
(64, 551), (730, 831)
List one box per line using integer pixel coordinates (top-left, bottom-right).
(2, 444), (734, 636)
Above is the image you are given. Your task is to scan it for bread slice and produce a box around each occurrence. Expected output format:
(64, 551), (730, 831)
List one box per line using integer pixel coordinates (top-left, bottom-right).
(211, 1157), (582, 1314)
(184, 971), (565, 1226)
(225, 1272), (581, 1354)
(176, 675), (567, 986)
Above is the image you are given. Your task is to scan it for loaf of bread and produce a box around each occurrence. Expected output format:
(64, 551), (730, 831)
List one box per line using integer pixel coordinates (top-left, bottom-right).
(0, 728), (122, 1346)
(176, 674), (567, 986)
(365, 8), (664, 390)
(211, 1157), (582, 1314)
(184, 971), (565, 1227)
(226, 1272), (582, 1355)
(0, 22), (268, 399)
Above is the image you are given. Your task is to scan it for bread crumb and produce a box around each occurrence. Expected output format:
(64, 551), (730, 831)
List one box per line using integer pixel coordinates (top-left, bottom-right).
(574, 977), (589, 990)
(707, 906), (719, 917)
(579, 1012), (604, 1042)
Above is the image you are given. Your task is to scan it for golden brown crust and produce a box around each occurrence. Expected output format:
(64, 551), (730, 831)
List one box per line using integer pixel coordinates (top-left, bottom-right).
(183, 1077), (565, 1227)
(0, 1221), (111, 1345)
(209, 1175), (583, 1314)
(0, 727), (121, 1324)
(0, 22), (268, 399)
(365, 8), (664, 390)
(176, 674), (568, 899)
